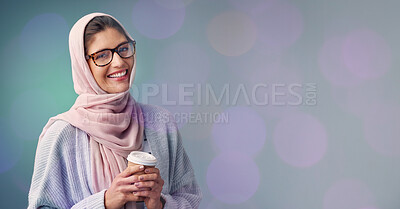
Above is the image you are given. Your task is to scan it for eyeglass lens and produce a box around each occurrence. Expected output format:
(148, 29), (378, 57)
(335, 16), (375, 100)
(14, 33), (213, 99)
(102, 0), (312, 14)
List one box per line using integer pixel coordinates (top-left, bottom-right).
(94, 42), (134, 66)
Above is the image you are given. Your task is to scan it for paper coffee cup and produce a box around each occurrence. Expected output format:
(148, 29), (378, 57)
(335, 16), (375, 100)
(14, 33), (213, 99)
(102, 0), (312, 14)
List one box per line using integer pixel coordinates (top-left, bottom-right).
(127, 151), (157, 173)
(127, 151), (157, 203)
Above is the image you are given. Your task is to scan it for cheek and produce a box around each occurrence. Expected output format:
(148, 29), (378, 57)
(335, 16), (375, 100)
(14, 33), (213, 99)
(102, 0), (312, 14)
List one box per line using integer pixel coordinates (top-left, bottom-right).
(128, 57), (134, 69)
(88, 62), (106, 82)
(87, 61), (96, 76)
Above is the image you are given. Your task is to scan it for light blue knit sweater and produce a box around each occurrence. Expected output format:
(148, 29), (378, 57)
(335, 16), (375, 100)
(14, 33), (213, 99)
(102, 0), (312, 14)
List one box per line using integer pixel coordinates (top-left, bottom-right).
(28, 104), (202, 209)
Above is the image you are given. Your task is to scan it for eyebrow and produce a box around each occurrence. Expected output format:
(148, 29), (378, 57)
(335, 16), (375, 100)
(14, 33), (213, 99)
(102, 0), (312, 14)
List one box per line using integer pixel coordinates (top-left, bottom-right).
(89, 41), (130, 55)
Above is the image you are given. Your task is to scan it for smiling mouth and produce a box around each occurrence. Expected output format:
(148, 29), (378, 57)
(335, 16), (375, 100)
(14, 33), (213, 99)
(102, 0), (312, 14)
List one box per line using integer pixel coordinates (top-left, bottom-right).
(107, 69), (128, 78)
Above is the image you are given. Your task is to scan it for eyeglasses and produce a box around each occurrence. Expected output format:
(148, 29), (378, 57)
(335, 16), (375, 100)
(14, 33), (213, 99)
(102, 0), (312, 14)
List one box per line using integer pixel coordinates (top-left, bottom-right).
(86, 40), (136, 67)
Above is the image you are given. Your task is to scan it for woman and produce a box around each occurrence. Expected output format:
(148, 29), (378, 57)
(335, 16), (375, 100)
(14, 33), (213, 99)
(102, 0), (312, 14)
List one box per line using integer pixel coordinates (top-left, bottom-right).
(28, 12), (201, 209)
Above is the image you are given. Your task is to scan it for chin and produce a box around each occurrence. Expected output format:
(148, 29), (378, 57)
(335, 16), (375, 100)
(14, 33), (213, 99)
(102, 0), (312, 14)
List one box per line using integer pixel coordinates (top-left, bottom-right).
(114, 87), (129, 93)
(103, 85), (129, 94)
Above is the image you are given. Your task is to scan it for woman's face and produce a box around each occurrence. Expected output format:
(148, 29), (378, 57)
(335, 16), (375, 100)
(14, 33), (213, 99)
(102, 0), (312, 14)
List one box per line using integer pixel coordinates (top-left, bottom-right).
(86, 27), (134, 94)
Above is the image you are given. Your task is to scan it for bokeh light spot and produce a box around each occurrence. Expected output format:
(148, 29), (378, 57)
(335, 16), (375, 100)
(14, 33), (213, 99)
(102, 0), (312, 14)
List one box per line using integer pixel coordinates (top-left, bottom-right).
(319, 37), (363, 87)
(206, 151), (260, 204)
(342, 29), (391, 80)
(273, 112), (327, 167)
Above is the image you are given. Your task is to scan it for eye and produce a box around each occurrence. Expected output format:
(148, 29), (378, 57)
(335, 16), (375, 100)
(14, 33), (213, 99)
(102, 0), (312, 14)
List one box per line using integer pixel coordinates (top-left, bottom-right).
(94, 51), (110, 60)
(118, 46), (129, 52)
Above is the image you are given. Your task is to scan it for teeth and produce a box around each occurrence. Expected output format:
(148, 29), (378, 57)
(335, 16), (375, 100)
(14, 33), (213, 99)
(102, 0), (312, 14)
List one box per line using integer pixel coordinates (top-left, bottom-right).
(108, 70), (127, 78)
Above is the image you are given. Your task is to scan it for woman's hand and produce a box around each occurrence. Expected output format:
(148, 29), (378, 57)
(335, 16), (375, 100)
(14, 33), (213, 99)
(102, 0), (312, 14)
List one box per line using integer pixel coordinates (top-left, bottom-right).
(133, 167), (165, 209)
(104, 165), (150, 209)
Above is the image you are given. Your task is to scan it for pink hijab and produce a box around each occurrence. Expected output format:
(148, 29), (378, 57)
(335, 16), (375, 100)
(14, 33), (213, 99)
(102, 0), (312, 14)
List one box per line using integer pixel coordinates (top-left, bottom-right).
(38, 12), (144, 195)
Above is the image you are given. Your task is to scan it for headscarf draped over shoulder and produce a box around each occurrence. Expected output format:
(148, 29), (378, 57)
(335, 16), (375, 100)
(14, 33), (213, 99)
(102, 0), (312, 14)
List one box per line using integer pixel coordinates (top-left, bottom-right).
(38, 13), (144, 203)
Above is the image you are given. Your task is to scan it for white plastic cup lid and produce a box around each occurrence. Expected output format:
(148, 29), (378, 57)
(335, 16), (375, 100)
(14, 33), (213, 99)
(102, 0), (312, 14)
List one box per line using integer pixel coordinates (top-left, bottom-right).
(127, 151), (157, 166)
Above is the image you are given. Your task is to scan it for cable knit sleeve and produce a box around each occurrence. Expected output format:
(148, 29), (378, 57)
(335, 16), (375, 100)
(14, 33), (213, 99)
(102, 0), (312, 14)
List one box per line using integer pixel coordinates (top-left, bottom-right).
(28, 120), (105, 209)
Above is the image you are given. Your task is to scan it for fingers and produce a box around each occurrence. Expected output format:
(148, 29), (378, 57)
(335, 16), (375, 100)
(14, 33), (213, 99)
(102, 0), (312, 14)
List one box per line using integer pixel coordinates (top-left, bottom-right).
(120, 184), (151, 193)
(118, 174), (140, 185)
(137, 173), (159, 181)
(120, 165), (145, 178)
(134, 178), (164, 194)
(144, 167), (160, 175)
(133, 190), (161, 199)
(106, 165), (155, 208)
(119, 173), (159, 185)
(117, 167), (159, 186)
(125, 193), (145, 202)
(134, 181), (156, 188)
(131, 169), (164, 205)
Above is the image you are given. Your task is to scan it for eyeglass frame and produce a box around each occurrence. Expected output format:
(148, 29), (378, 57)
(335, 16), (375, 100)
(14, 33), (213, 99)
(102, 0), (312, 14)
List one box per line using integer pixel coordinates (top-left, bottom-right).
(85, 40), (136, 67)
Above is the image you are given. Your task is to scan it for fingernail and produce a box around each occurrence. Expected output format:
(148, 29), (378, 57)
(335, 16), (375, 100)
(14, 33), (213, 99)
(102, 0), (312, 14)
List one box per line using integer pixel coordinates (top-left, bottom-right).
(135, 182), (140, 186)
(133, 192), (137, 195)
(139, 165), (144, 170)
(145, 169), (149, 173)
(140, 176), (144, 180)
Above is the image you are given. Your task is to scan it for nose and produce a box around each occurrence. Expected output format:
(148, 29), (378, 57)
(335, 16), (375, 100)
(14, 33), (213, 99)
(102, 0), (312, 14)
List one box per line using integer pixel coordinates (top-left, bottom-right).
(110, 51), (125, 67)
